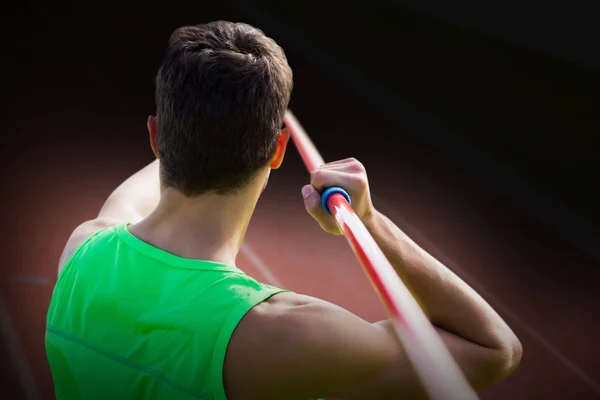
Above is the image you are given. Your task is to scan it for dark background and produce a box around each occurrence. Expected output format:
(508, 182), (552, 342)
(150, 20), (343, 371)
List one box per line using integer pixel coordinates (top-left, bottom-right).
(1, 1), (599, 399)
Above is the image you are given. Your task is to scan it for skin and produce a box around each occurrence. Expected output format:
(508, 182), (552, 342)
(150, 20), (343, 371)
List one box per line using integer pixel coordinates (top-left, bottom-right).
(58, 115), (522, 399)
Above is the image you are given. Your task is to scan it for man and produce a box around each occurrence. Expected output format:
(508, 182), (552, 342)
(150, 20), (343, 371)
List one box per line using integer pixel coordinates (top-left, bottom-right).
(46, 21), (522, 400)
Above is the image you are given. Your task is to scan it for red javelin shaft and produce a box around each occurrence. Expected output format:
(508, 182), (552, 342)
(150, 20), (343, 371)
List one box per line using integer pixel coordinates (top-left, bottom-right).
(284, 110), (479, 400)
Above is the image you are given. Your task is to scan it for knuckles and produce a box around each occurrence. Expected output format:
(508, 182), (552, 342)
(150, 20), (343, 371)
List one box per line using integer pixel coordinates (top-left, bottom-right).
(310, 169), (326, 187)
(353, 175), (368, 190)
(350, 159), (365, 173)
(310, 159), (369, 192)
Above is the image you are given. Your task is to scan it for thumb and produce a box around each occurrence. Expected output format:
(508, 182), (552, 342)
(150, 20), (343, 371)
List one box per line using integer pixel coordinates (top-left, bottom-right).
(302, 184), (341, 234)
(302, 184), (323, 215)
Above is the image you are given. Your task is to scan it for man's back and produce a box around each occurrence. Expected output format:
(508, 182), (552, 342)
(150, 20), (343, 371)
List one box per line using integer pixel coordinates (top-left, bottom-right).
(46, 223), (286, 399)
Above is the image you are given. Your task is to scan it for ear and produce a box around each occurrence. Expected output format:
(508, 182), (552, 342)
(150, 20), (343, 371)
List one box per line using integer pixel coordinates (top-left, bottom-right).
(148, 115), (159, 158)
(270, 127), (291, 169)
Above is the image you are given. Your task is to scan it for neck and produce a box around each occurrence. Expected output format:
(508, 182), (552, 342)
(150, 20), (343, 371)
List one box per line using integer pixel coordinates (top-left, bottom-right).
(129, 177), (265, 266)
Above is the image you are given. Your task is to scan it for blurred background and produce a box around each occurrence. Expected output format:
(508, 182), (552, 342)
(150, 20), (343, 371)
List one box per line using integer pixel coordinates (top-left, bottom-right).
(1, 0), (599, 399)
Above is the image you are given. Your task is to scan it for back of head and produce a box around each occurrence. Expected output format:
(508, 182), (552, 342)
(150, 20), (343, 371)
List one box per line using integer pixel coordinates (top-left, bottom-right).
(155, 21), (293, 196)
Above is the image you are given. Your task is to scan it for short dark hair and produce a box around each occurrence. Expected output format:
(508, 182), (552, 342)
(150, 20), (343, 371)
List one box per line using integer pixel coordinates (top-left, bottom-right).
(155, 21), (293, 196)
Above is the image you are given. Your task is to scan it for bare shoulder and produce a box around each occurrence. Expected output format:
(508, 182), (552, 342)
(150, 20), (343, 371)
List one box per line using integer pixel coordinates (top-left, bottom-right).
(222, 292), (404, 400)
(222, 289), (521, 399)
(57, 217), (124, 274)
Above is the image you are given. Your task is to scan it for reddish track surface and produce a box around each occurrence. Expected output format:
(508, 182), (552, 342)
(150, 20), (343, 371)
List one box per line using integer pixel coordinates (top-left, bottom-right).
(3, 139), (600, 399)
(3, 6), (600, 400)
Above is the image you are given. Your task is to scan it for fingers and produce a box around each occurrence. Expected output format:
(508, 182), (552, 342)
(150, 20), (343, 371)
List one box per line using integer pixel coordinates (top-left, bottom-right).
(318, 158), (365, 173)
(320, 157), (356, 168)
(310, 169), (367, 194)
(324, 162), (365, 174)
(323, 157), (361, 168)
(302, 184), (325, 216)
(308, 159), (366, 181)
(302, 184), (341, 235)
(302, 158), (370, 236)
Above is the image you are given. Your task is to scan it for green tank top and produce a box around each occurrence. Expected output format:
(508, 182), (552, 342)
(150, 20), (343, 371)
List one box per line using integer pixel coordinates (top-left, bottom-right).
(46, 223), (288, 399)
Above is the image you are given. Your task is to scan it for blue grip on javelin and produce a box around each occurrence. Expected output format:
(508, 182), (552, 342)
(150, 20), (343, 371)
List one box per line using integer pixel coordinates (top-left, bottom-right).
(321, 186), (351, 215)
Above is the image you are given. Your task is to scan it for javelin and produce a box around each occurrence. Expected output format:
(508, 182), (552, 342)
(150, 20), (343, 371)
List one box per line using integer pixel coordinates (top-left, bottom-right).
(284, 110), (479, 400)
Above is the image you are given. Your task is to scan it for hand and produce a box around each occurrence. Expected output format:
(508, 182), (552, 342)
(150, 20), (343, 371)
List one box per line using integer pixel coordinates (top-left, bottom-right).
(302, 158), (375, 235)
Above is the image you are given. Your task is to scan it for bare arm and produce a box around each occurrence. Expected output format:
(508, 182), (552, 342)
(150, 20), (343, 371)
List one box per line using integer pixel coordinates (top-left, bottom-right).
(224, 158), (522, 399)
(97, 158), (161, 222)
(305, 158), (521, 365)
(225, 292), (517, 400)
(364, 210), (521, 358)
(58, 159), (160, 273)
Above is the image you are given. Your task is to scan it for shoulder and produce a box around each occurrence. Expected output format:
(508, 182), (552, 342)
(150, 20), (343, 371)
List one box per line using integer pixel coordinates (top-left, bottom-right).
(222, 292), (400, 400)
(58, 217), (125, 275)
(227, 292), (352, 351)
(222, 292), (319, 399)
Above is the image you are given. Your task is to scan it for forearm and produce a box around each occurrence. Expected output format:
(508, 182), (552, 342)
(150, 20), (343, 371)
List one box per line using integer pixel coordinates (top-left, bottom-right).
(98, 159), (161, 223)
(364, 210), (518, 351)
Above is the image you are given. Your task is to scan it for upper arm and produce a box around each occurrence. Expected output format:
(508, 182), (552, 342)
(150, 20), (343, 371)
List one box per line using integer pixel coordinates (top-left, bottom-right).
(57, 217), (124, 275)
(223, 293), (518, 400)
(58, 194), (143, 274)
(223, 292), (407, 400)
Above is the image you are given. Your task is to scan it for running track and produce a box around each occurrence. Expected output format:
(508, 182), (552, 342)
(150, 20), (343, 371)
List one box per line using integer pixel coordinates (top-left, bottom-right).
(2, 4), (600, 399)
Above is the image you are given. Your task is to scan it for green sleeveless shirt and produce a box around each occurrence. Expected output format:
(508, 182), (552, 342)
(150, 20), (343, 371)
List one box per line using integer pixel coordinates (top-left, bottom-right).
(46, 223), (288, 399)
